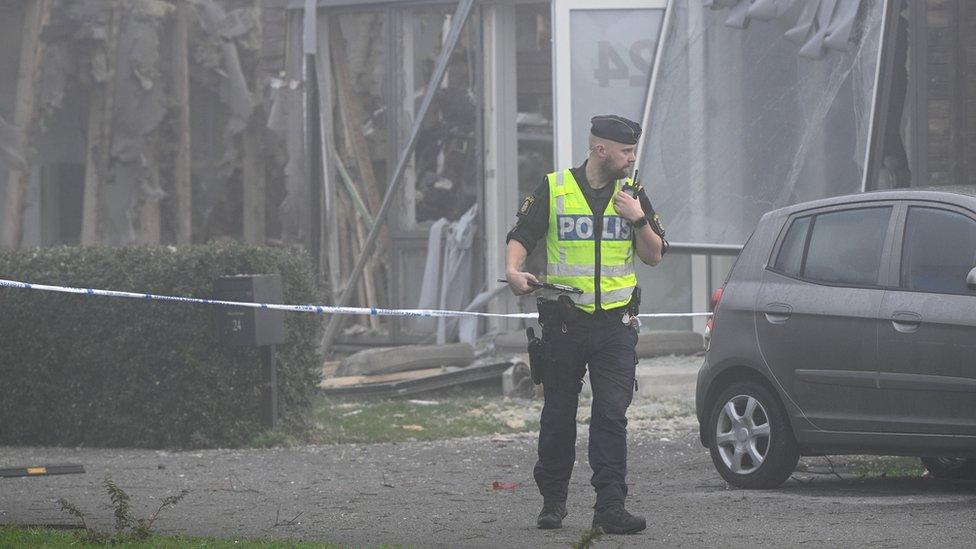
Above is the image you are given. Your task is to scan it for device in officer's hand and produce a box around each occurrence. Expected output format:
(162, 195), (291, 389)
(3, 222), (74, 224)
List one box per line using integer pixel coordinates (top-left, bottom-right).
(497, 278), (583, 295)
(621, 169), (641, 199)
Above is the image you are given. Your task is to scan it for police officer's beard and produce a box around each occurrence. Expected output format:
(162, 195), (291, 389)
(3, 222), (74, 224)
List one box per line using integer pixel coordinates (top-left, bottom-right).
(600, 161), (631, 182)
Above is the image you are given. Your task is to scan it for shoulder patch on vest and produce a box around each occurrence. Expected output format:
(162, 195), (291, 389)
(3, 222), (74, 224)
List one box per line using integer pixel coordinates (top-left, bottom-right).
(518, 196), (535, 217)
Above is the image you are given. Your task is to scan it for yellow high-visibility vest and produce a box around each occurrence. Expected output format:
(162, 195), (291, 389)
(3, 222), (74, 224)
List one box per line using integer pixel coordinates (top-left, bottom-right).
(545, 169), (637, 313)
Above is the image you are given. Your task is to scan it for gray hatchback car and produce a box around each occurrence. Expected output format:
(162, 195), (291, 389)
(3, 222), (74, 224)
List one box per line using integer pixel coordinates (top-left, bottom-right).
(696, 187), (976, 488)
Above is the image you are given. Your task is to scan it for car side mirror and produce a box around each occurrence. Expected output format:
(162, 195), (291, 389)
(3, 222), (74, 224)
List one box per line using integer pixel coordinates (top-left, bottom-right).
(968, 267), (976, 291)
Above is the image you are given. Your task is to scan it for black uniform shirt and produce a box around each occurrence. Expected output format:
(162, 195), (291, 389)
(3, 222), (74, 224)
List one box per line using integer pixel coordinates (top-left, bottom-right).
(506, 160), (657, 311)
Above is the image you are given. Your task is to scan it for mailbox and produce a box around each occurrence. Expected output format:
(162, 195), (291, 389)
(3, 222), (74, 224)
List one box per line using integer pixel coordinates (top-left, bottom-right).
(214, 274), (286, 347)
(214, 274), (287, 430)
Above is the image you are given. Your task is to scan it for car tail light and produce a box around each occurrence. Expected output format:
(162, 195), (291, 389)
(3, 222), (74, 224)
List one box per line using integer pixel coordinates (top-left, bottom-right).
(705, 286), (724, 340)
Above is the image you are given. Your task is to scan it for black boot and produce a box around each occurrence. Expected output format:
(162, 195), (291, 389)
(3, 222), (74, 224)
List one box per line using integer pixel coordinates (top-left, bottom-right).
(537, 502), (568, 529)
(591, 505), (646, 534)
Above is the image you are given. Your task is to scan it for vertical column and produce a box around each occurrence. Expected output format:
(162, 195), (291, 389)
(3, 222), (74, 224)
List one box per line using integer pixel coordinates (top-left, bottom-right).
(173, 0), (192, 244)
(315, 13), (341, 299)
(688, 1), (709, 335)
(483, 3), (519, 331)
(1, 0), (50, 249)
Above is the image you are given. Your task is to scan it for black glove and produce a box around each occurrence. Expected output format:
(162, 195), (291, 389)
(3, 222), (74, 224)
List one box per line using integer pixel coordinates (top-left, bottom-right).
(635, 185), (668, 254)
(644, 202), (666, 239)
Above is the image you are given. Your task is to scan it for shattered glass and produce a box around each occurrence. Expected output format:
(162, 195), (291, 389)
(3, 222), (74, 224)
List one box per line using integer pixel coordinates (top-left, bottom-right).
(639, 0), (884, 245)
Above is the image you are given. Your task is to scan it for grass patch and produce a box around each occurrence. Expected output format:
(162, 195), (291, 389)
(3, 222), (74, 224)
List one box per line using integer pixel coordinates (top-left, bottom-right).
(247, 392), (696, 447)
(842, 456), (926, 478)
(306, 395), (541, 444)
(0, 526), (374, 548)
(797, 455), (926, 478)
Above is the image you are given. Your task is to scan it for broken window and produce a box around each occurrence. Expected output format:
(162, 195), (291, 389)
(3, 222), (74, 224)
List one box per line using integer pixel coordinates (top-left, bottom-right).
(639, 0), (885, 245)
(396, 5), (481, 228)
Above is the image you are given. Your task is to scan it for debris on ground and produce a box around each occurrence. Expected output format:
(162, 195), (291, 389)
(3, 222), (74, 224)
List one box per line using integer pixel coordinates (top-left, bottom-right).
(320, 355), (516, 399)
(335, 342), (475, 377)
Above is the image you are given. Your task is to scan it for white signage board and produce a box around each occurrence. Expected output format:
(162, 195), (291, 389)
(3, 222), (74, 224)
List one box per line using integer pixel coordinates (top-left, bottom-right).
(553, 0), (667, 167)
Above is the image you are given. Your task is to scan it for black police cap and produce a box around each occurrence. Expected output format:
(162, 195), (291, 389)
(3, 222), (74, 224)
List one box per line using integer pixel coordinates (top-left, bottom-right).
(590, 115), (642, 145)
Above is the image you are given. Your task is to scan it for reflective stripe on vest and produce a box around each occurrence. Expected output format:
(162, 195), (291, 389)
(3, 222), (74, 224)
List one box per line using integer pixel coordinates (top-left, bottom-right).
(545, 169), (637, 313)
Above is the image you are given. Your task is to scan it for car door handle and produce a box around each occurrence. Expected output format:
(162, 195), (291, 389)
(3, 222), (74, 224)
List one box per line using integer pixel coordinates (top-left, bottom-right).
(762, 303), (792, 324)
(890, 311), (922, 333)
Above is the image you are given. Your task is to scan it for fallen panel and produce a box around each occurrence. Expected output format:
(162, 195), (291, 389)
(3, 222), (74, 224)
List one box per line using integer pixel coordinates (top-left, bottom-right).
(320, 367), (448, 388)
(321, 359), (514, 399)
(336, 342), (475, 376)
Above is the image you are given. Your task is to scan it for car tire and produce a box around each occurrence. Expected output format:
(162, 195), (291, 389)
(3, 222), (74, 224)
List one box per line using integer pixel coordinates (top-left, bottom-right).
(921, 457), (976, 480)
(707, 381), (799, 489)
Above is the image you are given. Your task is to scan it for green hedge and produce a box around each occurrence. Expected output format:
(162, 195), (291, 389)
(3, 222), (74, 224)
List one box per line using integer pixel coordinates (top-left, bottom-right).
(0, 244), (323, 449)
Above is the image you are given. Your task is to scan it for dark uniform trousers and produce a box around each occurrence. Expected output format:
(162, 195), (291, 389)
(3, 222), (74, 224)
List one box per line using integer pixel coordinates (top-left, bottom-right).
(533, 307), (638, 511)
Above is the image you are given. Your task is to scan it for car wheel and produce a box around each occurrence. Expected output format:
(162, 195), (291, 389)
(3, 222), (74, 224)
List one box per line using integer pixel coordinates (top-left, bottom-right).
(708, 381), (799, 489)
(921, 457), (976, 480)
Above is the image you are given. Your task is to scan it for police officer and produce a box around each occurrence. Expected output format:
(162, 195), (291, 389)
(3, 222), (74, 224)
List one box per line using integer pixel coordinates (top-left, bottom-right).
(505, 115), (666, 534)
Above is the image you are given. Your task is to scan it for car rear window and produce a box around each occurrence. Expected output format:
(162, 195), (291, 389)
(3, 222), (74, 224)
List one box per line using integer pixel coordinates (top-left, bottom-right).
(802, 207), (891, 286)
(901, 207), (976, 294)
(773, 216), (810, 276)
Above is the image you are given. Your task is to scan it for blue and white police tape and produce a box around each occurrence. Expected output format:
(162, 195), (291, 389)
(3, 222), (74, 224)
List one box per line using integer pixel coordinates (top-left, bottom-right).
(0, 278), (712, 320)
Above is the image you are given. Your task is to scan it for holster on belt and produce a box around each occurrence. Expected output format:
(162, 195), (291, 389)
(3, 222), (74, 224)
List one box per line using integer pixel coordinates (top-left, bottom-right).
(526, 327), (545, 385)
(627, 286), (641, 318)
(526, 295), (575, 385)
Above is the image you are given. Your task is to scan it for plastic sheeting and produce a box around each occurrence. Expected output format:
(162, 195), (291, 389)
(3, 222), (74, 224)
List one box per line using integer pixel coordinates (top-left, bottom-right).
(705, 0), (861, 59)
(408, 205), (478, 343)
(640, 0), (884, 245)
(411, 217), (450, 335)
(437, 204), (478, 343)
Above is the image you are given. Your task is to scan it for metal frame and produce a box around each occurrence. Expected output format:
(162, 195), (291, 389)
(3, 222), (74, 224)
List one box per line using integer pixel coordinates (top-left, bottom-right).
(321, 0), (477, 354)
(635, 0), (673, 166)
(862, 0), (896, 192)
(316, 0), (493, 346)
(388, 3), (487, 343)
(288, 0), (544, 8)
(667, 242), (743, 256)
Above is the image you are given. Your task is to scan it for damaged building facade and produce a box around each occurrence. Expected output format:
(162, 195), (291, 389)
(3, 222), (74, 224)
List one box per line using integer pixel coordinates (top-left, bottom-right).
(1, 0), (973, 347)
(0, 0), (292, 248)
